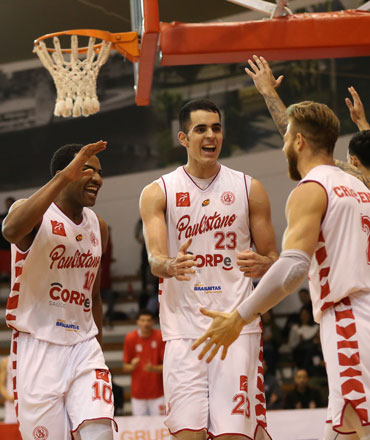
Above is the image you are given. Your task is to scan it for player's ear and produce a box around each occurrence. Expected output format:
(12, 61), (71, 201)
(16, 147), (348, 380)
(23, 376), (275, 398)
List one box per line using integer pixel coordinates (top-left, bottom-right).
(178, 131), (188, 148)
(295, 132), (305, 151)
(350, 154), (360, 168)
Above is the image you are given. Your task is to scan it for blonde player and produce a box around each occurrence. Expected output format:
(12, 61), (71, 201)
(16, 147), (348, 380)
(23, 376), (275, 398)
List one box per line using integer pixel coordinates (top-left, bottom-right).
(193, 102), (370, 440)
(140, 99), (278, 439)
(2, 142), (116, 439)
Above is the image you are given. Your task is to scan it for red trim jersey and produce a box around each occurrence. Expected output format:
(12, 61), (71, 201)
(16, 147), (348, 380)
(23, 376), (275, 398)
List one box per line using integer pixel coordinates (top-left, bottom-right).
(123, 329), (165, 399)
(300, 165), (370, 322)
(159, 165), (261, 340)
(6, 203), (102, 345)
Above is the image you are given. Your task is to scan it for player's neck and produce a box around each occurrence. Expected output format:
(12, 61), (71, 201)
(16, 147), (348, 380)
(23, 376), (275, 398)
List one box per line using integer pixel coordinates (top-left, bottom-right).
(184, 162), (220, 179)
(299, 156), (335, 179)
(54, 197), (84, 224)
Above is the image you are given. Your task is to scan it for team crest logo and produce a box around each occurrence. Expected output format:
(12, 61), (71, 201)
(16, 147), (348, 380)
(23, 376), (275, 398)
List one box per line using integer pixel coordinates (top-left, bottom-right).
(202, 199), (210, 207)
(96, 369), (110, 383)
(33, 426), (49, 439)
(51, 220), (66, 237)
(221, 191), (235, 205)
(176, 192), (190, 207)
(90, 231), (98, 246)
(240, 375), (248, 392)
(76, 234), (82, 241)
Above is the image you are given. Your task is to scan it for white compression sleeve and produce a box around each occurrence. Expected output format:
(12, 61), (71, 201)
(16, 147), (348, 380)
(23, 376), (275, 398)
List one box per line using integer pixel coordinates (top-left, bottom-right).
(237, 249), (311, 323)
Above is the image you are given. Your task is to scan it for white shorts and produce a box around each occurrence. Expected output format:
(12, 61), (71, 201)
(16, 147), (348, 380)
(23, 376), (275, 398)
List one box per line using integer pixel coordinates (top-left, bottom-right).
(163, 334), (270, 439)
(11, 331), (116, 439)
(320, 292), (370, 435)
(131, 396), (166, 416)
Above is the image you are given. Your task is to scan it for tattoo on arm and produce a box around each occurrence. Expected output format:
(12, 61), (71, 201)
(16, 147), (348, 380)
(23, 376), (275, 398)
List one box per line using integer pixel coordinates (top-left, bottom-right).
(335, 160), (370, 189)
(264, 96), (288, 137)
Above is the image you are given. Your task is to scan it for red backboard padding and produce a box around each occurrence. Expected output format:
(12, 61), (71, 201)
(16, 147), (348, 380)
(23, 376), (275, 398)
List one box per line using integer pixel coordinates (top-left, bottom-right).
(159, 10), (370, 65)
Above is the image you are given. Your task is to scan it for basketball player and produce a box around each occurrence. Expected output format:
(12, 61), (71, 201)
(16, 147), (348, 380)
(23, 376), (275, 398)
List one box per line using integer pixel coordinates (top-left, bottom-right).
(1, 141), (116, 439)
(140, 99), (278, 439)
(193, 101), (370, 440)
(245, 55), (370, 189)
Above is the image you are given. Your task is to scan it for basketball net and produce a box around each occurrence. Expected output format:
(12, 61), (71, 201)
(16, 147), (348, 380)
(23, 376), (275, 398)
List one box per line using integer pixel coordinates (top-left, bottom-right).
(33, 35), (111, 117)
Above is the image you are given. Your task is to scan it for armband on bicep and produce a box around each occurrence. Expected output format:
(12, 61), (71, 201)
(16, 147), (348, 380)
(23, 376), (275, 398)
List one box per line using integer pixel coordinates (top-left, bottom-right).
(237, 249), (311, 322)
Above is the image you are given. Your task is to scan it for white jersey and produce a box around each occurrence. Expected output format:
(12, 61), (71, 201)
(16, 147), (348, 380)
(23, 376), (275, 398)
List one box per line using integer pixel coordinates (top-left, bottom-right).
(300, 165), (370, 322)
(159, 165), (261, 340)
(6, 202), (102, 345)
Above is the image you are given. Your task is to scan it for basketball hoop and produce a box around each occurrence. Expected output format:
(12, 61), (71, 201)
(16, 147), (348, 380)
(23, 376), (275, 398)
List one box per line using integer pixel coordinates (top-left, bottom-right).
(33, 29), (139, 117)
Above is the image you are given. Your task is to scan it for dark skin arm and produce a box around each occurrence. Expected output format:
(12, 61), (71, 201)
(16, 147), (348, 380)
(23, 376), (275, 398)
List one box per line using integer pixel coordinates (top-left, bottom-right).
(92, 216), (109, 347)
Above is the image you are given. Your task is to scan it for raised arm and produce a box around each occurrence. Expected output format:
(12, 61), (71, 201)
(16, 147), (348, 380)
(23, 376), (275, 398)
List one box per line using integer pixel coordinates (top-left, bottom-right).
(139, 182), (196, 280)
(2, 141), (106, 251)
(345, 86), (370, 131)
(237, 179), (278, 278)
(193, 182), (326, 362)
(245, 55), (288, 137)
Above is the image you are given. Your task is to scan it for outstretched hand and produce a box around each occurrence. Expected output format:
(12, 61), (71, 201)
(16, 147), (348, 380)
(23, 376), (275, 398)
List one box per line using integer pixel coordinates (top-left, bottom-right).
(191, 308), (246, 363)
(345, 86), (370, 131)
(61, 140), (107, 182)
(245, 55), (284, 96)
(169, 238), (197, 281)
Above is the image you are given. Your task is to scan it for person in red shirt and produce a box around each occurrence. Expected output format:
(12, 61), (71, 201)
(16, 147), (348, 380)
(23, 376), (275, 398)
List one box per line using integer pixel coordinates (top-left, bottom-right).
(123, 309), (165, 416)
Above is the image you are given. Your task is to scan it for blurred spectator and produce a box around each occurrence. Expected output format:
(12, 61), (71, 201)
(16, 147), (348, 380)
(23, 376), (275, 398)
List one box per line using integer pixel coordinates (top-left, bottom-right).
(282, 287), (312, 341)
(101, 226), (117, 327)
(123, 309), (165, 416)
(261, 309), (282, 375)
(0, 355), (17, 423)
(263, 359), (283, 410)
(288, 305), (319, 369)
(0, 197), (15, 282)
(283, 369), (324, 409)
(302, 332), (327, 380)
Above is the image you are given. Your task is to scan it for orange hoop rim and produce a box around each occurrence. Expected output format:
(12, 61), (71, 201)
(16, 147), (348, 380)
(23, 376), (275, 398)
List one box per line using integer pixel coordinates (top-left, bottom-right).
(33, 29), (138, 54)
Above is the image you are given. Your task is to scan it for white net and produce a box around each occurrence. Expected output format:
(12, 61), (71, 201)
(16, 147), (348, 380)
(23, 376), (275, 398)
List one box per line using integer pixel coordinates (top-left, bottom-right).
(34, 35), (111, 117)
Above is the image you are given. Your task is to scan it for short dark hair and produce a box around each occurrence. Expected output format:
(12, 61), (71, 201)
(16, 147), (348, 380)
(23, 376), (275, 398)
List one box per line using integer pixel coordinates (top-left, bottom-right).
(50, 144), (83, 177)
(179, 99), (221, 133)
(348, 130), (370, 168)
(137, 309), (154, 320)
(286, 101), (340, 154)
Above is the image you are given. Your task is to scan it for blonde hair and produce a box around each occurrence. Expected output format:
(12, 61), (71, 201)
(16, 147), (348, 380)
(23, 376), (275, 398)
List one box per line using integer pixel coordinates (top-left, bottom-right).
(286, 101), (340, 154)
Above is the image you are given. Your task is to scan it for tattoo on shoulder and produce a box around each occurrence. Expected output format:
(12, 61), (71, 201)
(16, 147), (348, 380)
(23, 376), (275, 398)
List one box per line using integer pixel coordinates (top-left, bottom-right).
(335, 160), (370, 189)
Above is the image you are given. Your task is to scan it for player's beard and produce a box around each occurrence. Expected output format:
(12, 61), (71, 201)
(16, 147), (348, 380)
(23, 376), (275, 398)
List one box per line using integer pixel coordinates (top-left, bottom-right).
(286, 145), (302, 181)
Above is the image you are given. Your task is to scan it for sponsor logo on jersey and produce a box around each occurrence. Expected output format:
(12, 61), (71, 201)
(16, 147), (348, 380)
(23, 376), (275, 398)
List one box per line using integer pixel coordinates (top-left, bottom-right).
(56, 319), (80, 331)
(240, 375), (248, 392)
(176, 212), (237, 240)
(96, 369), (110, 383)
(194, 253), (233, 271)
(90, 231), (99, 246)
(76, 234), (83, 241)
(221, 191), (235, 205)
(202, 199), (210, 207)
(49, 282), (91, 312)
(33, 426), (49, 439)
(176, 192), (190, 207)
(51, 220), (66, 237)
(194, 283), (222, 294)
(49, 245), (101, 270)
